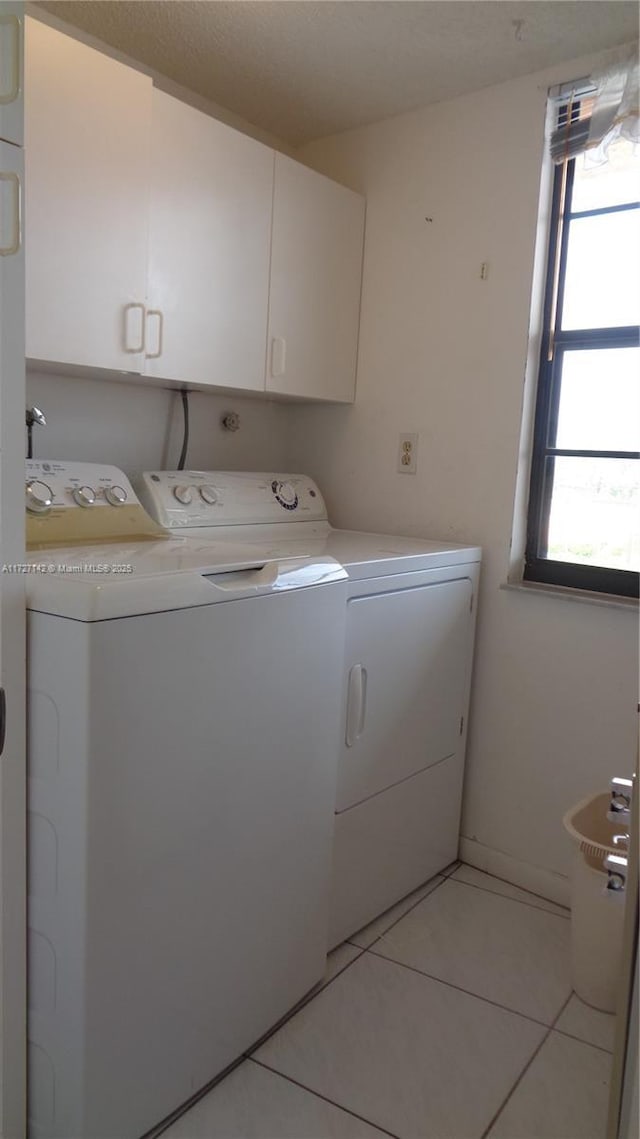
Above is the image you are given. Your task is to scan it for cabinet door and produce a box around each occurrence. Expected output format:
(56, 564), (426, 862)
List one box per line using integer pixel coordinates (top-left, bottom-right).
(337, 578), (473, 812)
(0, 3), (23, 146)
(267, 154), (364, 403)
(145, 91), (273, 391)
(25, 18), (151, 372)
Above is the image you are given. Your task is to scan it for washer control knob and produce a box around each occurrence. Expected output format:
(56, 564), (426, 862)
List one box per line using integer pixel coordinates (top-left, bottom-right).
(105, 484), (128, 506)
(199, 485), (218, 505)
(173, 485), (193, 505)
(26, 479), (53, 514)
(72, 485), (96, 508)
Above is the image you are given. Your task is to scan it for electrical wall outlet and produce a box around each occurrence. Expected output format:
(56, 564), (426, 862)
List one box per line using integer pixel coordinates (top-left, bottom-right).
(397, 432), (418, 474)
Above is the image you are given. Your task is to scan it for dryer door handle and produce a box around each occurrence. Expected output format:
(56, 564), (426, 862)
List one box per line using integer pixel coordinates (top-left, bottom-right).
(345, 664), (367, 747)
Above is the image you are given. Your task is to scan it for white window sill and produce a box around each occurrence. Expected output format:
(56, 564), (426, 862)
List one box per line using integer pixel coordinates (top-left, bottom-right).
(500, 579), (639, 612)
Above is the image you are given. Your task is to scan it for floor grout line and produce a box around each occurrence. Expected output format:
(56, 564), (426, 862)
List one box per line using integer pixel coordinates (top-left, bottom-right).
(440, 859), (463, 878)
(352, 874), (449, 950)
(446, 874), (571, 919)
(147, 947), (371, 1137)
(150, 871), (578, 1139)
(250, 1057), (400, 1139)
(143, 1052), (249, 1139)
(366, 944), (566, 1030)
(553, 1025), (615, 1055)
(454, 864), (570, 911)
(324, 945), (369, 985)
(477, 991), (575, 1139)
(246, 944), (368, 1058)
(348, 858), (568, 952)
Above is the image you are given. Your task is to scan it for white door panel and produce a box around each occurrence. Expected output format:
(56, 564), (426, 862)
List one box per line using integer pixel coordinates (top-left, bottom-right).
(267, 153), (364, 402)
(24, 17), (152, 372)
(337, 578), (473, 811)
(146, 91), (273, 391)
(329, 755), (464, 947)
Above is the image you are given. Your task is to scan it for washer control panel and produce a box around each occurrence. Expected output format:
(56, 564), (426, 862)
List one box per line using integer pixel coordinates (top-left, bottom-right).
(25, 461), (137, 515)
(136, 471), (328, 529)
(25, 461), (163, 547)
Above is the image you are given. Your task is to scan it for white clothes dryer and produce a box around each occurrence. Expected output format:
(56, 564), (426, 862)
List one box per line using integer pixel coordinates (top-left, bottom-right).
(25, 461), (347, 1139)
(136, 471), (481, 947)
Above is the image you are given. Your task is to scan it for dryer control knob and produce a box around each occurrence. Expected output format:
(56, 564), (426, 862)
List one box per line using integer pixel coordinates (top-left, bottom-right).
(72, 485), (96, 508)
(272, 480), (298, 509)
(173, 485), (193, 505)
(105, 485), (128, 506)
(199, 485), (218, 505)
(26, 479), (53, 514)
(278, 481), (297, 505)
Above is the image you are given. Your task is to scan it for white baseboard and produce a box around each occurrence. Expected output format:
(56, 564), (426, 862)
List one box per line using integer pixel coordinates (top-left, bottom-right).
(459, 837), (571, 909)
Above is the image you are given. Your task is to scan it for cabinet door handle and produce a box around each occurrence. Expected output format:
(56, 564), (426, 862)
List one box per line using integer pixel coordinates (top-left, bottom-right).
(123, 302), (146, 354)
(345, 664), (367, 747)
(270, 337), (286, 378)
(0, 15), (21, 106)
(0, 171), (21, 256)
(145, 309), (164, 359)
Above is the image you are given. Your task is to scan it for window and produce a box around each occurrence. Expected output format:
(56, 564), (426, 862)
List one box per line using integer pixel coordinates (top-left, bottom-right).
(525, 95), (640, 598)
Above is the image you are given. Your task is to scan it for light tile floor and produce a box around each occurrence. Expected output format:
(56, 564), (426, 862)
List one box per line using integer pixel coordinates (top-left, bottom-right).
(160, 864), (614, 1139)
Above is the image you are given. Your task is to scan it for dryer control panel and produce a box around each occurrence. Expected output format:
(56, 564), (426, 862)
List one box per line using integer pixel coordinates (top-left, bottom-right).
(136, 471), (329, 530)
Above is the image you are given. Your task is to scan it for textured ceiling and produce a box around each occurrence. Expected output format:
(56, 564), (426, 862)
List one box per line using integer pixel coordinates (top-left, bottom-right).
(33, 1), (639, 145)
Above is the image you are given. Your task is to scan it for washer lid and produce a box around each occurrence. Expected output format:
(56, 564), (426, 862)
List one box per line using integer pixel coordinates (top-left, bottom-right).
(25, 537), (347, 621)
(177, 527), (482, 579)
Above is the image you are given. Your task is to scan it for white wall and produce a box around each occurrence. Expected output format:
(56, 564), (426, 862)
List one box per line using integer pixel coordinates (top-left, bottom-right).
(27, 371), (290, 478)
(289, 48), (639, 901)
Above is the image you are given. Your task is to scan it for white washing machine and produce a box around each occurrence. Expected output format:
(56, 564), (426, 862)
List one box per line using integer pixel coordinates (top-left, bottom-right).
(136, 471), (481, 947)
(25, 461), (348, 1139)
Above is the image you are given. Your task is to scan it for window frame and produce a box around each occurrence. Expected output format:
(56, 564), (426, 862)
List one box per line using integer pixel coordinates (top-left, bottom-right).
(525, 144), (640, 599)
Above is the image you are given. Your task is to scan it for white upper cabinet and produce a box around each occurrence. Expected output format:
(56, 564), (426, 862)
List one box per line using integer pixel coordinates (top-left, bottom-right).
(25, 18), (152, 372)
(23, 19), (365, 402)
(145, 91), (273, 392)
(0, 3), (23, 146)
(267, 153), (365, 403)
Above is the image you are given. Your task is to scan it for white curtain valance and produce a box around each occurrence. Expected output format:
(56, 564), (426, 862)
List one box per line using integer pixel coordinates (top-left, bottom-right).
(549, 43), (639, 166)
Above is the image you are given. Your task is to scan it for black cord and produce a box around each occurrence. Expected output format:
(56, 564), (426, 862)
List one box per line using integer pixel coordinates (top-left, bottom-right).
(177, 390), (189, 470)
(27, 424), (33, 460)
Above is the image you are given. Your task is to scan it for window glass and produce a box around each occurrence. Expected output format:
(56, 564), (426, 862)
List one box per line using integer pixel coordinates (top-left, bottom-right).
(546, 456), (639, 571)
(561, 209), (640, 329)
(571, 141), (640, 213)
(555, 347), (640, 452)
(525, 103), (639, 596)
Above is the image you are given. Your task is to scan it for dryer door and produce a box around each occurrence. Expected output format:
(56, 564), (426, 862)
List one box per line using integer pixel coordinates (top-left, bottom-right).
(337, 576), (473, 812)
